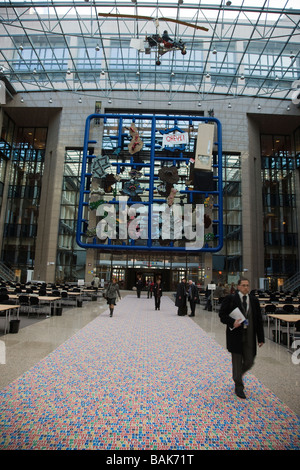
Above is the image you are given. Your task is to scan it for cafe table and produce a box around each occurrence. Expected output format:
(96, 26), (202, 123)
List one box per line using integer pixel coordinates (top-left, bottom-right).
(267, 313), (300, 349)
(0, 304), (20, 334)
(8, 294), (61, 314)
(37, 296), (61, 315)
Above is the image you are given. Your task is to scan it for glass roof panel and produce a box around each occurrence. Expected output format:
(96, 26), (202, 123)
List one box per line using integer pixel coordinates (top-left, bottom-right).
(0, 0), (299, 103)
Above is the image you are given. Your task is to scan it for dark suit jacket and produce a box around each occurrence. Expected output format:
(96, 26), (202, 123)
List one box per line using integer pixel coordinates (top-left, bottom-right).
(188, 284), (199, 303)
(219, 292), (265, 355)
(153, 283), (162, 298)
(175, 282), (187, 307)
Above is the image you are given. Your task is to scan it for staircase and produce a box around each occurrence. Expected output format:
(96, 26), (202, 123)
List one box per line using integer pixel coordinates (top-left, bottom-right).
(0, 261), (15, 282)
(283, 272), (300, 292)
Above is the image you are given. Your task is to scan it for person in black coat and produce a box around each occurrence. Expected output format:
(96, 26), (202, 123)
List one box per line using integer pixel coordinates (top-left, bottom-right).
(175, 278), (187, 316)
(187, 280), (199, 317)
(219, 277), (265, 399)
(153, 279), (162, 310)
(136, 277), (143, 298)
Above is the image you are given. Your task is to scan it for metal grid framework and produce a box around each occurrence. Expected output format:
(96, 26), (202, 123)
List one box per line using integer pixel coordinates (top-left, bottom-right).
(76, 113), (223, 252)
(0, 0), (299, 105)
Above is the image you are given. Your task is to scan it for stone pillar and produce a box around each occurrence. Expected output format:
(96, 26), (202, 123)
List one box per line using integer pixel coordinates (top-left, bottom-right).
(33, 110), (64, 283)
(85, 248), (96, 285)
(242, 117), (265, 289)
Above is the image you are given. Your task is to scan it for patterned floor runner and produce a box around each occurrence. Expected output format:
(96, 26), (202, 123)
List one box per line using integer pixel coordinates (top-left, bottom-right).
(0, 295), (299, 450)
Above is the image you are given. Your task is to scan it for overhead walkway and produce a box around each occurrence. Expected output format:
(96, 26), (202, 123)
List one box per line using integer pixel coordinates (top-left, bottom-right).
(0, 293), (299, 450)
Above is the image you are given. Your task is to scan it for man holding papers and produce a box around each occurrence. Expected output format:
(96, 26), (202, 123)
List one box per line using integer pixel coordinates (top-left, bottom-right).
(219, 278), (265, 399)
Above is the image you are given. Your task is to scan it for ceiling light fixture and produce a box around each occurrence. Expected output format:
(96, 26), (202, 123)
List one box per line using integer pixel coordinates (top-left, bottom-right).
(49, 98), (52, 103)
(228, 103), (231, 108)
(78, 97), (82, 103)
(257, 104), (261, 110)
(95, 45), (100, 51)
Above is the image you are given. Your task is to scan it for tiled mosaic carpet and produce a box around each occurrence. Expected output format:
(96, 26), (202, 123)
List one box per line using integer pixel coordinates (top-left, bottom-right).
(0, 295), (299, 450)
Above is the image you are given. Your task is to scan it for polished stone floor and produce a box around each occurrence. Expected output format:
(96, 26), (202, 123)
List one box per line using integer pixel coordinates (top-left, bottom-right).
(0, 291), (299, 417)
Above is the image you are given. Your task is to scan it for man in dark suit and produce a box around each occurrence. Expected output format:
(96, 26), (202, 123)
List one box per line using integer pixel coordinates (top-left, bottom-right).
(153, 278), (162, 310)
(219, 277), (265, 399)
(175, 278), (187, 316)
(187, 280), (199, 317)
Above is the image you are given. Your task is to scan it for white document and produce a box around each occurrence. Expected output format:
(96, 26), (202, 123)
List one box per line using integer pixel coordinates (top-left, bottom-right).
(229, 307), (246, 329)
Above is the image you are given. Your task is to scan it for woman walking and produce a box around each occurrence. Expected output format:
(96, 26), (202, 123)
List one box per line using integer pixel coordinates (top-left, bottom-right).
(153, 278), (163, 310)
(105, 278), (121, 317)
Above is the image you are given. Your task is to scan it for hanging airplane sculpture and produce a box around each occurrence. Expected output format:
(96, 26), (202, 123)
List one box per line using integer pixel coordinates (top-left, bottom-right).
(131, 28), (187, 65)
(98, 13), (208, 65)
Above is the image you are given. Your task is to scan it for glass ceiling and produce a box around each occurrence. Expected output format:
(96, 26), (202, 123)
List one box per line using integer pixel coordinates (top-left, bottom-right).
(0, 0), (299, 105)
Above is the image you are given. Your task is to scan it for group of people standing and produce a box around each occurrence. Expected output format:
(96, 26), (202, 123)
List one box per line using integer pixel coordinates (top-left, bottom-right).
(136, 276), (199, 316)
(136, 276), (163, 310)
(175, 278), (200, 317)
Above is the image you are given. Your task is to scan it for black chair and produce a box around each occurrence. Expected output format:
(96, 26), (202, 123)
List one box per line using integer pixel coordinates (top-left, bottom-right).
(19, 295), (30, 314)
(264, 303), (276, 323)
(60, 291), (74, 307)
(52, 290), (60, 297)
(265, 303), (277, 313)
(0, 293), (10, 304)
(29, 296), (41, 317)
(276, 304), (295, 331)
(282, 304), (295, 313)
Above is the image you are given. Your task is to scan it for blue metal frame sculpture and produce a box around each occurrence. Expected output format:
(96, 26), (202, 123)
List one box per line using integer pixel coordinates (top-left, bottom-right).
(76, 114), (223, 252)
